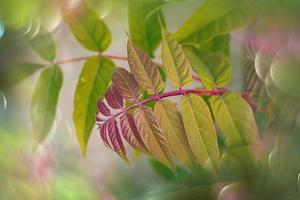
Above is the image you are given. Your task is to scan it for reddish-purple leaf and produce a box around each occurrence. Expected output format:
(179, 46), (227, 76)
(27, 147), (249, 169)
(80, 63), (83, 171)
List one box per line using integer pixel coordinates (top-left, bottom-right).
(99, 122), (111, 148)
(120, 112), (149, 153)
(105, 85), (124, 109)
(112, 68), (142, 102)
(107, 119), (128, 162)
(97, 99), (111, 116)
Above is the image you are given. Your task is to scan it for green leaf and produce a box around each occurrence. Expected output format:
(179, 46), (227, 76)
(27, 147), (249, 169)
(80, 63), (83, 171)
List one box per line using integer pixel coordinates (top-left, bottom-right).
(73, 57), (115, 155)
(0, 63), (43, 87)
(127, 40), (165, 95)
(181, 94), (219, 170)
(128, 0), (166, 55)
(209, 92), (259, 147)
(30, 33), (56, 61)
(161, 27), (192, 88)
(183, 46), (232, 89)
(200, 34), (230, 56)
(174, 0), (254, 45)
(133, 106), (174, 170)
(31, 66), (63, 144)
(64, 4), (111, 52)
(154, 100), (194, 168)
(148, 158), (176, 181)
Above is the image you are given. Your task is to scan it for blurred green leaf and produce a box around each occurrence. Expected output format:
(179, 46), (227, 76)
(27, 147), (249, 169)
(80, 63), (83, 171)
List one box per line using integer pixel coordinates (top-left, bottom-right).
(128, 0), (166, 55)
(0, 63), (43, 87)
(200, 34), (230, 56)
(183, 46), (232, 89)
(31, 65), (63, 144)
(148, 158), (176, 181)
(174, 0), (255, 45)
(30, 32), (56, 61)
(73, 57), (115, 155)
(64, 4), (111, 52)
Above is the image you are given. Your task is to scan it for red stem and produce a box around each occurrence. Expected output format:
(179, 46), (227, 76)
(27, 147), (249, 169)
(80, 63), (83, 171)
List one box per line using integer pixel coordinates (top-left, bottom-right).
(99, 88), (227, 123)
(54, 54), (127, 65)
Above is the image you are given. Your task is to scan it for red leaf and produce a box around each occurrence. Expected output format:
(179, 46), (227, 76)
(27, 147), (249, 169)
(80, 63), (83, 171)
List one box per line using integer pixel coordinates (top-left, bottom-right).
(99, 122), (111, 148)
(97, 99), (111, 116)
(105, 85), (124, 109)
(107, 119), (128, 162)
(120, 112), (148, 153)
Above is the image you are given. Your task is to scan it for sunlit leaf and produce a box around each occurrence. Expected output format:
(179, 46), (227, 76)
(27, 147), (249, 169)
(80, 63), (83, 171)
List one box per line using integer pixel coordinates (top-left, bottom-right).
(134, 106), (174, 170)
(31, 66), (63, 144)
(127, 40), (165, 95)
(73, 57), (115, 155)
(128, 0), (166, 55)
(154, 100), (194, 167)
(120, 112), (149, 153)
(29, 32), (56, 62)
(64, 4), (111, 52)
(181, 94), (219, 169)
(209, 92), (259, 147)
(174, 0), (254, 45)
(161, 27), (192, 88)
(184, 46), (232, 89)
(111, 67), (142, 102)
(0, 63), (43, 87)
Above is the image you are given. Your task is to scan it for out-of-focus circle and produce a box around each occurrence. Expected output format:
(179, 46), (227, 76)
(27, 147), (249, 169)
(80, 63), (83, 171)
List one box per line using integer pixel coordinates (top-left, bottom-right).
(255, 50), (273, 81)
(0, 90), (7, 113)
(217, 183), (248, 200)
(0, 22), (4, 38)
(40, 0), (62, 33)
(270, 47), (300, 99)
(85, 0), (114, 18)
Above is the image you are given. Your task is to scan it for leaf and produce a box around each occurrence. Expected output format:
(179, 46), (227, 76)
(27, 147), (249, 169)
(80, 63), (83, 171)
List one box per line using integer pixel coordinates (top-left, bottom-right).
(31, 66), (63, 144)
(107, 119), (128, 162)
(0, 63), (43, 87)
(133, 106), (174, 170)
(73, 57), (115, 155)
(201, 34), (230, 56)
(111, 67), (142, 102)
(105, 85), (123, 109)
(181, 94), (219, 169)
(183, 46), (232, 89)
(209, 92), (259, 147)
(30, 32), (56, 61)
(127, 40), (165, 95)
(154, 100), (194, 167)
(119, 112), (148, 153)
(128, 0), (166, 55)
(174, 0), (254, 45)
(64, 4), (111, 52)
(161, 27), (192, 88)
(148, 158), (176, 181)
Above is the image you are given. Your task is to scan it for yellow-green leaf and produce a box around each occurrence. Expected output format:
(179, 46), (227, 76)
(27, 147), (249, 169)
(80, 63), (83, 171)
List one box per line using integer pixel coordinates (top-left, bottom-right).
(161, 27), (192, 88)
(127, 40), (165, 95)
(30, 32), (56, 62)
(154, 100), (194, 167)
(73, 57), (115, 155)
(31, 66), (63, 144)
(209, 92), (259, 147)
(181, 94), (219, 169)
(133, 106), (174, 170)
(174, 0), (254, 45)
(183, 46), (232, 89)
(64, 4), (111, 52)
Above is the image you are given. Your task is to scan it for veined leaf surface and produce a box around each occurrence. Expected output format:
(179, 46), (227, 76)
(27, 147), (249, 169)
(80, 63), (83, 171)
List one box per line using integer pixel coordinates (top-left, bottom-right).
(127, 40), (165, 95)
(209, 92), (259, 147)
(112, 67), (142, 102)
(181, 94), (219, 169)
(31, 66), (63, 144)
(154, 100), (194, 167)
(64, 4), (111, 52)
(73, 57), (115, 155)
(161, 27), (192, 88)
(174, 0), (254, 45)
(134, 106), (174, 170)
(184, 46), (231, 89)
